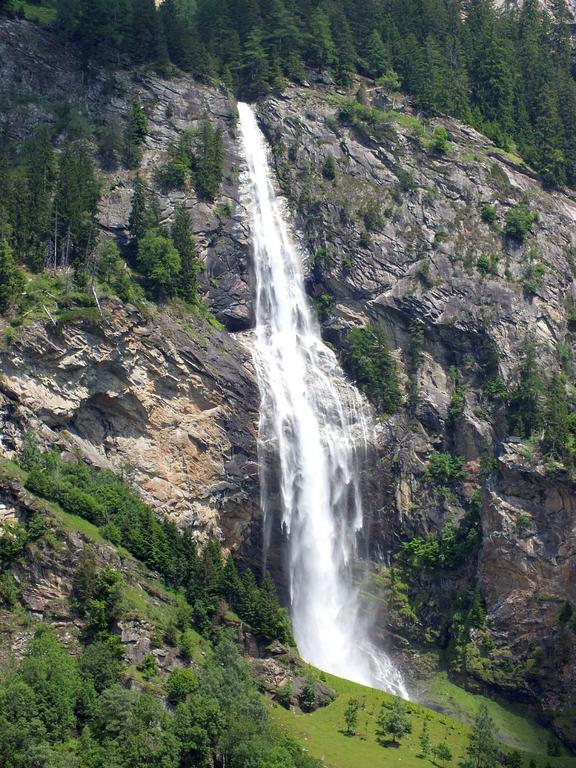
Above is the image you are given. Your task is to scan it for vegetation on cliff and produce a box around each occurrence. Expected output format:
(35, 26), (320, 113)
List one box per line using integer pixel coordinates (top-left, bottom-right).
(3, 0), (570, 188)
(20, 435), (293, 646)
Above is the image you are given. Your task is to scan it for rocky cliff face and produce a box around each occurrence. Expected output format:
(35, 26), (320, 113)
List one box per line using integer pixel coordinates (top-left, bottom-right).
(1, 17), (576, 745)
(0, 300), (259, 544)
(255, 86), (576, 741)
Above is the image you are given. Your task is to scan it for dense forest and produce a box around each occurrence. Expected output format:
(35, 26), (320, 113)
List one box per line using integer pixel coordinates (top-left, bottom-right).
(35, 0), (576, 189)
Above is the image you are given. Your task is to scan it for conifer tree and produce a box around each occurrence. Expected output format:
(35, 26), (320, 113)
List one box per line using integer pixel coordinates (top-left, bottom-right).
(461, 704), (499, 768)
(171, 204), (201, 303)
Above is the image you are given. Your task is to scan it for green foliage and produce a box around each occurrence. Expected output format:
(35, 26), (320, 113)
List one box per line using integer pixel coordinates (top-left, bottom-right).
(480, 204), (497, 224)
(34, 0), (576, 188)
(508, 338), (543, 438)
(523, 260), (546, 295)
(476, 252), (499, 277)
(401, 491), (481, 571)
(433, 740), (453, 766)
(343, 324), (402, 415)
(171, 203), (201, 304)
(461, 704), (500, 768)
(299, 677), (317, 712)
(429, 126), (449, 154)
(504, 205), (538, 243)
(96, 239), (136, 302)
(137, 652), (157, 680)
(0, 521), (29, 570)
(0, 570), (21, 607)
(124, 99), (148, 168)
(277, 679), (293, 709)
(447, 387), (465, 426)
(0, 239), (25, 314)
(79, 635), (124, 692)
(22, 442), (291, 646)
(418, 719), (431, 757)
(160, 119), (223, 201)
(322, 155), (336, 180)
(425, 452), (466, 488)
(192, 119), (224, 201)
(376, 697), (411, 746)
(343, 697), (360, 735)
(129, 176), (161, 244)
(313, 292), (334, 321)
(137, 229), (181, 299)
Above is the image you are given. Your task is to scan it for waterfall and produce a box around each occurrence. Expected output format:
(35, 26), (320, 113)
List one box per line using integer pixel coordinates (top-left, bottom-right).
(237, 102), (407, 697)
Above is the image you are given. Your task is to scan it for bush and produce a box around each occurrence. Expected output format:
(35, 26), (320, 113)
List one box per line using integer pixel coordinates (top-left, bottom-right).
(277, 680), (293, 709)
(322, 155), (336, 180)
(477, 252), (499, 276)
(504, 204), (537, 242)
(480, 204), (497, 224)
(343, 324), (402, 415)
(137, 230), (181, 299)
(425, 452), (466, 487)
(299, 677), (317, 712)
(167, 669), (197, 704)
(430, 126), (449, 154)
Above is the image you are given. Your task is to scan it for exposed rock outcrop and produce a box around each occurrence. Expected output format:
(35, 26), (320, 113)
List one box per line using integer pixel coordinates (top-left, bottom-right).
(0, 299), (259, 543)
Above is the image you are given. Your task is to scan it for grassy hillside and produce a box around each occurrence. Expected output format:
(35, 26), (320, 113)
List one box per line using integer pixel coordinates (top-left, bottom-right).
(270, 670), (576, 768)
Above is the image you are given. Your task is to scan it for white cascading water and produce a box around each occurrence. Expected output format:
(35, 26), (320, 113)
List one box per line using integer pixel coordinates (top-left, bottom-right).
(238, 102), (407, 697)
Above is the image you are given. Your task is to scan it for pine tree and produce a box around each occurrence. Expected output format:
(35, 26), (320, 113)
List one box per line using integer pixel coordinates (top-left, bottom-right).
(129, 177), (160, 244)
(307, 8), (335, 69)
(461, 704), (500, 768)
(171, 204), (201, 304)
(0, 239), (24, 314)
(542, 373), (571, 463)
(365, 29), (388, 79)
(192, 119), (224, 200)
(510, 338), (543, 437)
(242, 28), (270, 97)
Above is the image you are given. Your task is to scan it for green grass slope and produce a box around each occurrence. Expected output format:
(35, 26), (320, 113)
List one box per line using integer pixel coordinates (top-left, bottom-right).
(270, 670), (576, 768)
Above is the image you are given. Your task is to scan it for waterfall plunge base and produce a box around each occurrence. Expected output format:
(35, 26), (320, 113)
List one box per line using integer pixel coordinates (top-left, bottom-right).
(238, 102), (407, 698)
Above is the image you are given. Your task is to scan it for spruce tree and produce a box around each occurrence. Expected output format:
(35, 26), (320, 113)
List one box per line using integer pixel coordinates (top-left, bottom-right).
(171, 204), (201, 304)
(461, 704), (499, 768)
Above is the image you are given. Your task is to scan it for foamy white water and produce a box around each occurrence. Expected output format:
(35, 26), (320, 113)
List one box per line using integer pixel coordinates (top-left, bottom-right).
(237, 102), (407, 697)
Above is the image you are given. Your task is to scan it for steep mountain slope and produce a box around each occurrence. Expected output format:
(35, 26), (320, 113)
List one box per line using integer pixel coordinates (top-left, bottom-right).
(0, 15), (575, 750)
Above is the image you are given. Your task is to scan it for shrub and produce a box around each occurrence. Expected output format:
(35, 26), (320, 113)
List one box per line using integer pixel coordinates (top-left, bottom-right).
(477, 252), (499, 276)
(167, 669), (197, 704)
(299, 677), (317, 712)
(425, 452), (466, 487)
(343, 324), (402, 415)
(430, 126), (449, 154)
(277, 680), (293, 709)
(137, 230), (181, 300)
(504, 204), (537, 242)
(480, 203), (497, 224)
(322, 155), (336, 180)
(361, 200), (384, 231)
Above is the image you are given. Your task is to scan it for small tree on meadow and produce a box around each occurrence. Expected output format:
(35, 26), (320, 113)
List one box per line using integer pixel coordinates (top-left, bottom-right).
(343, 697), (360, 735)
(376, 697), (412, 746)
(419, 719), (431, 757)
(433, 741), (453, 767)
(461, 704), (500, 768)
